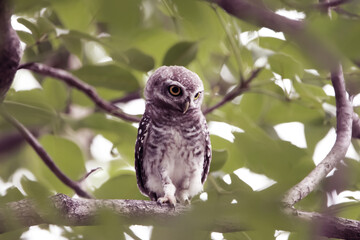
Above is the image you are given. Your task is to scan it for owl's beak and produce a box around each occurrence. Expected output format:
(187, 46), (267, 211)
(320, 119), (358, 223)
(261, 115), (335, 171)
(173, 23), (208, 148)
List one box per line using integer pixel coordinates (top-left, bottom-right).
(182, 99), (190, 114)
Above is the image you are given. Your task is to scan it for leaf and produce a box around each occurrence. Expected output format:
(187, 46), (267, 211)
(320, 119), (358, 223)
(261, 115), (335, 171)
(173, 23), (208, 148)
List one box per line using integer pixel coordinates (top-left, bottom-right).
(20, 176), (52, 199)
(163, 41), (198, 66)
(17, 17), (40, 39)
(94, 171), (146, 200)
(0, 187), (24, 205)
(25, 135), (86, 195)
(42, 78), (68, 111)
(51, 0), (93, 31)
(111, 48), (155, 72)
(268, 53), (303, 79)
(3, 89), (56, 126)
(232, 131), (308, 185)
(293, 80), (329, 107)
(16, 30), (36, 45)
(210, 149), (228, 172)
(72, 65), (139, 91)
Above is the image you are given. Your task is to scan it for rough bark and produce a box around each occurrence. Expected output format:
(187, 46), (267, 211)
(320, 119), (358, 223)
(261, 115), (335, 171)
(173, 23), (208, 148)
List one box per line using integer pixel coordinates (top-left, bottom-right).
(0, 0), (22, 101)
(283, 65), (353, 206)
(1, 194), (360, 239)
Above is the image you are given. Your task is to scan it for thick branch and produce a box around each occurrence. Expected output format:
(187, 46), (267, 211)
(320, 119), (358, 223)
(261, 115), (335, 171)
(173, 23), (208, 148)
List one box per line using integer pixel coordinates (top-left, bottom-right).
(2, 194), (360, 239)
(0, 0), (22, 101)
(18, 63), (140, 123)
(0, 109), (92, 199)
(295, 209), (360, 239)
(283, 65), (353, 206)
(203, 68), (261, 115)
(315, 0), (352, 9)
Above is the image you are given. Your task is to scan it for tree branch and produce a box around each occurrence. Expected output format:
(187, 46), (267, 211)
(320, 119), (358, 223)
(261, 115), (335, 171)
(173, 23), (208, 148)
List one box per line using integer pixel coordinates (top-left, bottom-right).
(0, 0), (22, 101)
(2, 194), (360, 239)
(315, 0), (352, 9)
(283, 64), (353, 206)
(18, 63), (140, 123)
(295, 209), (360, 239)
(203, 68), (261, 115)
(0, 109), (92, 199)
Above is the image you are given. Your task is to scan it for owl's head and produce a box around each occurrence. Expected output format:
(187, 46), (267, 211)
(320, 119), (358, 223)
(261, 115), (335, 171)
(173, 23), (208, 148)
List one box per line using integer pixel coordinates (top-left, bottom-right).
(145, 66), (204, 114)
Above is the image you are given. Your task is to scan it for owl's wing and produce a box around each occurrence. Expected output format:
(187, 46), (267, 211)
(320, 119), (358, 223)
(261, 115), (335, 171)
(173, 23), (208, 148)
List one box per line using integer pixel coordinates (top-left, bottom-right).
(135, 114), (151, 197)
(201, 123), (212, 184)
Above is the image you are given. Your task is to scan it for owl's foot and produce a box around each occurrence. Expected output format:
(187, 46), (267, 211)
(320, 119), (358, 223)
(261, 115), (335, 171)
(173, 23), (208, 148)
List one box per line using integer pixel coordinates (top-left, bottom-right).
(157, 195), (177, 207)
(176, 190), (191, 205)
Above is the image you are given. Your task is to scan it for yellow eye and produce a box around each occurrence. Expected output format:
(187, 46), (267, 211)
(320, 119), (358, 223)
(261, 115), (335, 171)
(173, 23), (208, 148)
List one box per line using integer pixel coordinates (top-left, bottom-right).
(194, 92), (200, 100)
(169, 85), (182, 96)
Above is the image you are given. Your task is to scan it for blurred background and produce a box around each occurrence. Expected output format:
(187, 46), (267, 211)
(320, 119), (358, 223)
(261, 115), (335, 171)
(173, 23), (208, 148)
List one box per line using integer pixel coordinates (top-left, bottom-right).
(1, 0), (360, 239)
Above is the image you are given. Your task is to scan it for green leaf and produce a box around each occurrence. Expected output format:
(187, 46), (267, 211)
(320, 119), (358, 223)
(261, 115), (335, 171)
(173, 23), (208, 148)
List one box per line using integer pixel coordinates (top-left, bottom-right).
(233, 131), (308, 185)
(3, 89), (56, 127)
(72, 65), (139, 91)
(163, 41), (198, 66)
(268, 53), (303, 79)
(20, 176), (52, 199)
(111, 48), (155, 72)
(293, 80), (329, 107)
(17, 17), (40, 39)
(25, 135), (86, 195)
(16, 30), (36, 46)
(94, 171), (146, 199)
(42, 78), (68, 111)
(61, 35), (82, 60)
(210, 149), (228, 172)
(0, 187), (24, 205)
(51, 0), (93, 31)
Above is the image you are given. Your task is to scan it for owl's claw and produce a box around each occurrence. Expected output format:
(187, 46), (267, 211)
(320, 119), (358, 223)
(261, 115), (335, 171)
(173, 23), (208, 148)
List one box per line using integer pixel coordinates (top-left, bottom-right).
(157, 195), (177, 207)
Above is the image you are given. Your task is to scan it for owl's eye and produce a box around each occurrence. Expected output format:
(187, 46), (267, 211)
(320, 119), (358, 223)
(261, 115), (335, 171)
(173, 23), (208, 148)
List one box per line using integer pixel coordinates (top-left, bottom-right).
(194, 92), (200, 100)
(169, 85), (182, 96)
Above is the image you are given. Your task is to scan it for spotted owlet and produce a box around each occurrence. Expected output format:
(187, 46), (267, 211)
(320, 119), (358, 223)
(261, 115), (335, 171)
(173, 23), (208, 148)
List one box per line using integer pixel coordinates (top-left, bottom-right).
(135, 66), (211, 206)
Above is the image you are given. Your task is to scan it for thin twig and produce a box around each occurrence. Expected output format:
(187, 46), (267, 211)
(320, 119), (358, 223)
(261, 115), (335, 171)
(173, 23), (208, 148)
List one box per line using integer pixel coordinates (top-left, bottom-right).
(18, 62), (140, 123)
(203, 68), (262, 115)
(78, 167), (102, 183)
(283, 64), (353, 206)
(0, 108), (92, 199)
(110, 91), (141, 105)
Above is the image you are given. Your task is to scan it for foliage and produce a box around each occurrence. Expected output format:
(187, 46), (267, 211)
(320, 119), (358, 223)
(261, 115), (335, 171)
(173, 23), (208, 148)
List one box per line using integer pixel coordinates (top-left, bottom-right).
(1, 0), (360, 239)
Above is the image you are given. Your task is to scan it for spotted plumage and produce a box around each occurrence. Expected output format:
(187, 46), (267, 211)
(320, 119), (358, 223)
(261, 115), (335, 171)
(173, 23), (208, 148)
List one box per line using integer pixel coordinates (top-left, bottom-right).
(135, 66), (212, 206)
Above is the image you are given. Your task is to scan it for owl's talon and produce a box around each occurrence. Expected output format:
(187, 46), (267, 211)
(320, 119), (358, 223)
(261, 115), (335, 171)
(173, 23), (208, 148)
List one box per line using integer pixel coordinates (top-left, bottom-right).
(157, 195), (176, 207)
(183, 198), (190, 205)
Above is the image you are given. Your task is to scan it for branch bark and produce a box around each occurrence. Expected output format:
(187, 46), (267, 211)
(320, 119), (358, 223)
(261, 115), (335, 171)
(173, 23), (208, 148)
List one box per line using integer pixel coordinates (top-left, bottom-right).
(2, 194), (360, 239)
(0, 109), (92, 199)
(0, 0), (22, 101)
(283, 64), (353, 206)
(18, 63), (140, 123)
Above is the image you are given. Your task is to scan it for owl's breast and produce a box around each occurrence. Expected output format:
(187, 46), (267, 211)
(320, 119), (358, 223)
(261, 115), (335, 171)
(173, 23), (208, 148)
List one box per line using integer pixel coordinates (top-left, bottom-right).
(143, 122), (205, 195)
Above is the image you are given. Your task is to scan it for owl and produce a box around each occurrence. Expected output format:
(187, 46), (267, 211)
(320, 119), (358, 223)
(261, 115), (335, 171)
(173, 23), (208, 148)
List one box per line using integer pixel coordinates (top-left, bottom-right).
(135, 66), (211, 206)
